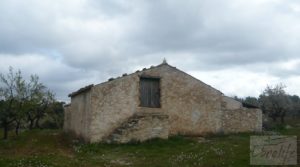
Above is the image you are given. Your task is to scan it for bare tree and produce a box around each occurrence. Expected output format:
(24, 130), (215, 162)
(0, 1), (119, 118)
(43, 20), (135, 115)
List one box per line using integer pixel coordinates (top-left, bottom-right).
(0, 67), (20, 139)
(0, 67), (56, 139)
(24, 75), (55, 129)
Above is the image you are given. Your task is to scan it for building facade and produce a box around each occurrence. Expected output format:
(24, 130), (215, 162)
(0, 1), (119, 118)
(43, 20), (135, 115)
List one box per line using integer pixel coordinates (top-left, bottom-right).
(64, 62), (262, 143)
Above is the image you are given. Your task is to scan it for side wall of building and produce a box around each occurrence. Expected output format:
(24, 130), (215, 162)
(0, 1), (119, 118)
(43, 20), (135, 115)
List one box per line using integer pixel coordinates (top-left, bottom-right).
(64, 90), (92, 141)
(89, 75), (140, 143)
(63, 105), (71, 131)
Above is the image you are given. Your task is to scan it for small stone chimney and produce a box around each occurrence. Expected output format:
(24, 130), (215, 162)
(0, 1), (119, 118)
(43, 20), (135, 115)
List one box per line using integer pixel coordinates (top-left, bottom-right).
(162, 58), (168, 64)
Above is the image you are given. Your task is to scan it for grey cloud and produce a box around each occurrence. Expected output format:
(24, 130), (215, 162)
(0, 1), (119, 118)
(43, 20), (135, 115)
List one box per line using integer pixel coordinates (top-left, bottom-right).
(126, 0), (300, 68)
(1, 0), (300, 100)
(1, 0), (299, 69)
(87, 0), (133, 17)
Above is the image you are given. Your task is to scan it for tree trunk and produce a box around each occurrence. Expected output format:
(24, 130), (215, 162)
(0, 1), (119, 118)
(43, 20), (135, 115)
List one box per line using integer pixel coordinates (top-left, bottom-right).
(3, 124), (8, 140)
(280, 112), (285, 123)
(35, 118), (41, 129)
(15, 122), (20, 136)
(271, 115), (277, 122)
(280, 116), (285, 123)
(29, 119), (34, 130)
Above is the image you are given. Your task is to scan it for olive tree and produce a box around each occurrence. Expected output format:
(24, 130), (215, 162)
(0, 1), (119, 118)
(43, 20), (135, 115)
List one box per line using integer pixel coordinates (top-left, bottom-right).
(259, 84), (291, 123)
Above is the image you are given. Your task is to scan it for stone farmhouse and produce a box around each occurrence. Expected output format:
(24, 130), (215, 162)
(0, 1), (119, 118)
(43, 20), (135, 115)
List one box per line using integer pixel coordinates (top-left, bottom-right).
(64, 61), (262, 143)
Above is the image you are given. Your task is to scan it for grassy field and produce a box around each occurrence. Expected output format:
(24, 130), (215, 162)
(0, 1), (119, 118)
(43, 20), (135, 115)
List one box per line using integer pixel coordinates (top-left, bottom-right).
(0, 119), (299, 167)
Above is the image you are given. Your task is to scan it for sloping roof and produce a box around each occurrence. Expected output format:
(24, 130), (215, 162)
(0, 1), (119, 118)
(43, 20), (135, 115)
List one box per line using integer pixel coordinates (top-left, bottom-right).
(68, 84), (94, 97)
(68, 62), (222, 98)
(68, 63), (166, 98)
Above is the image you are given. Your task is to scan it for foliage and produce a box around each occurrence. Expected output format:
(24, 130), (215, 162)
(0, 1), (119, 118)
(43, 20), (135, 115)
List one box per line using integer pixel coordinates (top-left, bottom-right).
(0, 67), (64, 139)
(243, 97), (260, 107)
(259, 84), (291, 123)
(235, 83), (300, 123)
(287, 95), (300, 117)
(0, 67), (23, 139)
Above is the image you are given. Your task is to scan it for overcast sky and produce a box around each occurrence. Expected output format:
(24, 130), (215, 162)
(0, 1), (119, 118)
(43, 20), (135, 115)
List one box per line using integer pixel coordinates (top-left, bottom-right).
(1, 0), (300, 101)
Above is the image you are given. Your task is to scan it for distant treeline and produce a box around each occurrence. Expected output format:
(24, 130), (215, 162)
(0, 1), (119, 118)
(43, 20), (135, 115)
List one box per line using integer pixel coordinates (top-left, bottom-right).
(234, 84), (300, 123)
(0, 67), (64, 139)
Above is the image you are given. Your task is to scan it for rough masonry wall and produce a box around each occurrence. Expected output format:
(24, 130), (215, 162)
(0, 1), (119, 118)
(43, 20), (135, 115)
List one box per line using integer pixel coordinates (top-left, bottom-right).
(222, 96), (242, 110)
(89, 75), (139, 143)
(63, 105), (71, 131)
(138, 65), (224, 136)
(221, 96), (262, 133)
(88, 64), (224, 142)
(64, 91), (92, 141)
(70, 63), (262, 143)
(221, 108), (262, 133)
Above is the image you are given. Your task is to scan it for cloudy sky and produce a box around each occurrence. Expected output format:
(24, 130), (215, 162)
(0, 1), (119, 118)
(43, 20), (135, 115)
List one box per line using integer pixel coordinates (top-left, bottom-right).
(1, 0), (300, 101)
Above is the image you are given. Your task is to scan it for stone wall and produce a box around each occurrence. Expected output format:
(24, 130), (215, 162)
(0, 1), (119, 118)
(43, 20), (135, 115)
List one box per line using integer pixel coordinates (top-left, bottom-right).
(64, 90), (92, 142)
(104, 111), (169, 143)
(86, 64), (225, 142)
(221, 96), (262, 133)
(221, 108), (262, 133)
(222, 96), (242, 110)
(137, 65), (224, 135)
(65, 63), (262, 143)
(63, 105), (71, 131)
(89, 75), (139, 142)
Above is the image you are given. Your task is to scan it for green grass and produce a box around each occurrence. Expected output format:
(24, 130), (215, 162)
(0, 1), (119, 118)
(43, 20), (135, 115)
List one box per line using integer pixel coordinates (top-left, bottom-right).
(0, 119), (299, 167)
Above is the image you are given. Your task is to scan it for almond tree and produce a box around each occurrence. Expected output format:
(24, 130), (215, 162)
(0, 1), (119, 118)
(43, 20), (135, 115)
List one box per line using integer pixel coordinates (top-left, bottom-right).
(0, 67), (20, 139)
(23, 75), (55, 129)
(0, 67), (55, 139)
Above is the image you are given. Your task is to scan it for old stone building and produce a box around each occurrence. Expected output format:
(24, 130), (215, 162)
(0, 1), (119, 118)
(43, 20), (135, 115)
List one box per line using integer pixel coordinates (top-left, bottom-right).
(64, 61), (262, 143)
